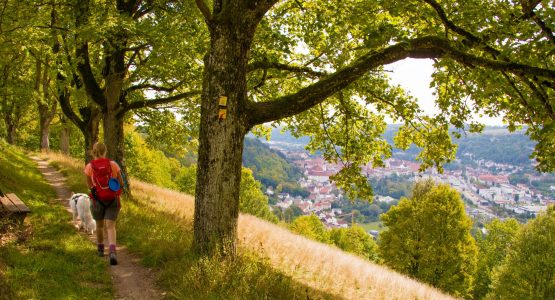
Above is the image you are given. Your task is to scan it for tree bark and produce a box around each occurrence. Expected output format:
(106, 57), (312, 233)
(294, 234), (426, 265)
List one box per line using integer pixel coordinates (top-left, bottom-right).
(39, 117), (51, 151)
(34, 56), (57, 152)
(102, 37), (128, 183)
(38, 65), (57, 152)
(3, 100), (20, 145)
(83, 108), (101, 163)
(6, 121), (16, 145)
(193, 23), (253, 255)
(59, 116), (70, 155)
(103, 105), (126, 170)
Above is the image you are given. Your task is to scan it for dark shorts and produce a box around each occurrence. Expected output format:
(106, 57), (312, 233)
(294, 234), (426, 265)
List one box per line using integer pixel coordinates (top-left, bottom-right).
(90, 198), (120, 221)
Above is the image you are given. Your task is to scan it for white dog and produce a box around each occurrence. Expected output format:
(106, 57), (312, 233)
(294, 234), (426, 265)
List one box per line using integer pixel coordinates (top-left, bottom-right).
(69, 193), (96, 235)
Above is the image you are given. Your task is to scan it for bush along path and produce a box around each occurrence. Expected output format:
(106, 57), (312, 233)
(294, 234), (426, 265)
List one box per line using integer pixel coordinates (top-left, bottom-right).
(31, 156), (164, 300)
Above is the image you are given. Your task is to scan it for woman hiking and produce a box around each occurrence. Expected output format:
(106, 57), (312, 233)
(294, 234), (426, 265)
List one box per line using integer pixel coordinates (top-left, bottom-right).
(85, 142), (124, 265)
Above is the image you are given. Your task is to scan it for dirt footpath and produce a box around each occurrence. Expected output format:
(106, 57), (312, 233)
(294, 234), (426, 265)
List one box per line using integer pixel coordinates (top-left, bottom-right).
(32, 157), (164, 300)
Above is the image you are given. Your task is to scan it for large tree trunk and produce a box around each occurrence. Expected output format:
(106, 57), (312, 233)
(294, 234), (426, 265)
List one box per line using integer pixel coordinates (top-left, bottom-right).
(103, 45), (128, 183)
(193, 25), (252, 255)
(103, 108), (126, 171)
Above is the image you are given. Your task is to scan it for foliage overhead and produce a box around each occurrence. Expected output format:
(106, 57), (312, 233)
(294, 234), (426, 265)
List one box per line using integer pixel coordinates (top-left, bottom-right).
(239, 0), (555, 197)
(2, 0), (554, 192)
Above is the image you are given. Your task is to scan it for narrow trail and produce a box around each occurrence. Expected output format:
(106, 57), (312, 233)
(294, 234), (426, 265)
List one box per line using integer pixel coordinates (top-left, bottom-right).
(31, 156), (164, 300)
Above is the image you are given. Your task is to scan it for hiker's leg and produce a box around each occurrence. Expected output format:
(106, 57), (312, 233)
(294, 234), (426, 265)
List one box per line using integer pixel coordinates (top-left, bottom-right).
(106, 219), (118, 265)
(105, 220), (117, 249)
(104, 200), (120, 252)
(96, 219), (105, 244)
(95, 219), (105, 256)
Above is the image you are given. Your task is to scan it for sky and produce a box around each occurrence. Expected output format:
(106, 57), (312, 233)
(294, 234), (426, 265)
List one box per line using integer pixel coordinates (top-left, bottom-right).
(386, 58), (505, 126)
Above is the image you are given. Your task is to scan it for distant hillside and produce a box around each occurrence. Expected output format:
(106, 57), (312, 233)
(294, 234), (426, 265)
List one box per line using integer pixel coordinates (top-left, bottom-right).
(262, 126), (536, 166)
(385, 126), (534, 166)
(242, 137), (304, 187)
(456, 132), (534, 165)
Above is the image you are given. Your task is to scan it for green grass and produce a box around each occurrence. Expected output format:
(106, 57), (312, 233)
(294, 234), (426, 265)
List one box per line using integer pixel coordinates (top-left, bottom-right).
(0, 141), (112, 299)
(360, 221), (385, 233)
(49, 152), (339, 299)
(118, 195), (338, 299)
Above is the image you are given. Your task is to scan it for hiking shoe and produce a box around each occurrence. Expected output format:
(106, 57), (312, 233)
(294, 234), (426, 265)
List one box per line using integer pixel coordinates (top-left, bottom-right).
(109, 252), (118, 265)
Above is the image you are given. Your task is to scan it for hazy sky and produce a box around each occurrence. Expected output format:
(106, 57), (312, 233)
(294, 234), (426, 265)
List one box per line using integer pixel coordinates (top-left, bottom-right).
(387, 58), (504, 126)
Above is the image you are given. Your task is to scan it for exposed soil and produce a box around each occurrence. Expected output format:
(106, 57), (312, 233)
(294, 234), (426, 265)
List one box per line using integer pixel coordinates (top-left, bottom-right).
(31, 157), (165, 300)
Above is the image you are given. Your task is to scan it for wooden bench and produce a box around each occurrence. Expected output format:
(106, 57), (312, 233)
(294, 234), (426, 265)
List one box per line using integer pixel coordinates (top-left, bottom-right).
(0, 193), (31, 225)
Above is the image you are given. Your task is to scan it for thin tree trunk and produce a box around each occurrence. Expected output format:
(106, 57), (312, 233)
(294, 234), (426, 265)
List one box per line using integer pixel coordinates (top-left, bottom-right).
(39, 121), (50, 151)
(60, 117), (70, 155)
(4, 116), (17, 145)
(82, 106), (100, 163)
(33, 54), (57, 152)
(6, 122), (15, 145)
(37, 100), (57, 152)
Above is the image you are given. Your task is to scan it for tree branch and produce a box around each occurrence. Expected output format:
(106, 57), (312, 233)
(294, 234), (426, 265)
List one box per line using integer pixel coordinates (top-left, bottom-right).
(125, 81), (184, 93)
(120, 91), (201, 116)
(133, 0), (154, 21)
(74, 0), (106, 107)
(248, 61), (328, 78)
(195, 0), (212, 21)
(75, 43), (106, 107)
(133, 7), (152, 20)
(246, 36), (555, 126)
(532, 14), (554, 43)
(57, 86), (86, 129)
(123, 44), (149, 52)
(422, 0), (500, 56)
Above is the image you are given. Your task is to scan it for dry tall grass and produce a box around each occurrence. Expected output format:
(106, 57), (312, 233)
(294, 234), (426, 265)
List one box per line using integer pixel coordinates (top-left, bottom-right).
(44, 152), (456, 300)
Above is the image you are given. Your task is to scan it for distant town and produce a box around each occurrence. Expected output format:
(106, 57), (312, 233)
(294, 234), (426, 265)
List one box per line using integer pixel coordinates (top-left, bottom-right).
(263, 139), (555, 232)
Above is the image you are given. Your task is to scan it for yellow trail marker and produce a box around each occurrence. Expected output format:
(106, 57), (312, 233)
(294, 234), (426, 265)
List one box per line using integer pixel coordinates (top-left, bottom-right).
(218, 96), (228, 120)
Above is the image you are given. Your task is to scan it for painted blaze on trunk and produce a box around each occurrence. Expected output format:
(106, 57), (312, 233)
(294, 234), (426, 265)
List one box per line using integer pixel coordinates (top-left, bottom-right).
(193, 24), (253, 255)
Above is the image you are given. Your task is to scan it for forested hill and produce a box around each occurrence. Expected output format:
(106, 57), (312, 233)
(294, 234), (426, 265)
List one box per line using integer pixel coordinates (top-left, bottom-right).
(384, 126), (535, 166)
(242, 138), (303, 188)
(455, 132), (534, 165)
(262, 126), (535, 166)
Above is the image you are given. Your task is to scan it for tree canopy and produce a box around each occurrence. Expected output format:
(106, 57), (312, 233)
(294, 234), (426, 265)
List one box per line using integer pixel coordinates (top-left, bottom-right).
(473, 218), (521, 300)
(379, 180), (477, 298)
(290, 215), (331, 244)
(330, 225), (379, 262)
(487, 206), (555, 300)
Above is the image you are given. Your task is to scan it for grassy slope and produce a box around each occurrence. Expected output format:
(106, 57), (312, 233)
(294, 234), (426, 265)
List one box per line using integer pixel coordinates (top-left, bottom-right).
(44, 152), (455, 300)
(0, 141), (112, 299)
(360, 221), (384, 232)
